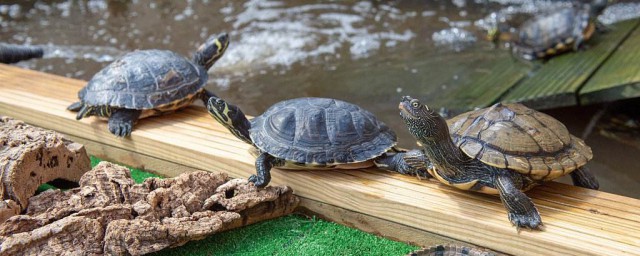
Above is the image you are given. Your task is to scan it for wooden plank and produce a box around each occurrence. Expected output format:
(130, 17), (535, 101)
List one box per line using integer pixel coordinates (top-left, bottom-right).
(500, 19), (640, 110)
(1, 64), (640, 256)
(579, 23), (640, 105)
(435, 52), (531, 112)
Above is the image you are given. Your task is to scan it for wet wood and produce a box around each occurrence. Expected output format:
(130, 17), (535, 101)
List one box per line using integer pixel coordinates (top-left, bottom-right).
(1, 64), (640, 255)
(500, 19), (640, 109)
(579, 23), (640, 105)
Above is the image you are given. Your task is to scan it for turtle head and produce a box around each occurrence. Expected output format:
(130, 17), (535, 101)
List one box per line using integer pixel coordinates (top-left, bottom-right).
(399, 96), (449, 144)
(194, 33), (230, 71)
(207, 96), (253, 145)
(590, 0), (608, 16)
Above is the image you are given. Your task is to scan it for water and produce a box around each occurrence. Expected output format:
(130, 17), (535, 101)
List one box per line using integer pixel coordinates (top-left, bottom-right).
(1, 0), (639, 198)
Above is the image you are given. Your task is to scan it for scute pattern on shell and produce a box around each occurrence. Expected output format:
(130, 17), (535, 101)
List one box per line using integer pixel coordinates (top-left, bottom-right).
(250, 98), (397, 165)
(79, 49), (207, 109)
(517, 8), (590, 54)
(447, 103), (592, 180)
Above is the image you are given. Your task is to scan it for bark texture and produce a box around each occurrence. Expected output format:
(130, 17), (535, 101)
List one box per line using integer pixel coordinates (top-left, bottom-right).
(0, 116), (91, 222)
(0, 162), (299, 255)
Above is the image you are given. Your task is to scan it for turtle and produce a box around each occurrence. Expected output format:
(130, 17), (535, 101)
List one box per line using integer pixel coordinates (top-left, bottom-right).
(408, 244), (499, 256)
(206, 96), (429, 187)
(0, 43), (43, 64)
(510, 0), (608, 60)
(67, 33), (229, 137)
(398, 96), (599, 229)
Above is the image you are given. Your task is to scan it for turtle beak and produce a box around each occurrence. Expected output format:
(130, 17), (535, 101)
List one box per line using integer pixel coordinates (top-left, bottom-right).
(399, 97), (416, 119)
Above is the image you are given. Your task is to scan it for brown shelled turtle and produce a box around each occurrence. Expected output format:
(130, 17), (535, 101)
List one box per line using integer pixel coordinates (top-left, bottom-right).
(399, 96), (599, 229)
(68, 33), (229, 137)
(207, 96), (429, 187)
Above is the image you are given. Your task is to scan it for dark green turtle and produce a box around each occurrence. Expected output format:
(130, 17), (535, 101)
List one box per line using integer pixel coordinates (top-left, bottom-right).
(207, 96), (429, 187)
(67, 33), (229, 137)
(0, 43), (43, 64)
(399, 96), (599, 229)
(511, 0), (608, 60)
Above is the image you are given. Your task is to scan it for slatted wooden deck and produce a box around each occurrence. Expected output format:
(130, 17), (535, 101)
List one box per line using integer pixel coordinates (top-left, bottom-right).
(443, 18), (640, 112)
(1, 64), (639, 256)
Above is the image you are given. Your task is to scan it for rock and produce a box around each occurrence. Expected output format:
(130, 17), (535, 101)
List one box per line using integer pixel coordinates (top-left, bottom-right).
(0, 116), (91, 222)
(0, 162), (299, 255)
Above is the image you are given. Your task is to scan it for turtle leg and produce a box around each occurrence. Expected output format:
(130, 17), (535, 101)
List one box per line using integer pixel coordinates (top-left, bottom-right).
(374, 149), (432, 179)
(570, 167), (599, 190)
(495, 175), (542, 230)
(250, 152), (284, 188)
(199, 89), (218, 103)
(107, 108), (141, 137)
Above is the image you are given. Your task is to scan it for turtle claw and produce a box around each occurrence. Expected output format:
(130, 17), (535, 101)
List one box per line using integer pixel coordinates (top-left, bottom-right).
(108, 120), (132, 137)
(508, 211), (543, 230)
(248, 174), (266, 188)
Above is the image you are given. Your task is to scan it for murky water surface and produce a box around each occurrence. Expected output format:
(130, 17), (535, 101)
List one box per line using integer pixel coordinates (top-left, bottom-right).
(2, 0), (639, 198)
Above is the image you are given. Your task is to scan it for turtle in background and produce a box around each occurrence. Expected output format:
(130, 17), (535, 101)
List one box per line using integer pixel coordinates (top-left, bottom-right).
(487, 0), (608, 60)
(207, 96), (430, 188)
(399, 96), (599, 229)
(68, 33), (229, 137)
(0, 43), (43, 64)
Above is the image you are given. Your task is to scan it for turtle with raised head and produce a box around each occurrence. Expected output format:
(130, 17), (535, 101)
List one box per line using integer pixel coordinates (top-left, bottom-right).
(67, 33), (229, 137)
(511, 0), (608, 60)
(207, 96), (429, 187)
(399, 96), (599, 229)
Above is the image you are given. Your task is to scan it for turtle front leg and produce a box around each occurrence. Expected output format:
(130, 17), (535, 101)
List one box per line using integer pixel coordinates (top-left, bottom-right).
(570, 167), (599, 190)
(108, 108), (142, 137)
(250, 152), (284, 188)
(495, 175), (542, 230)
(199, 89), (218, 103)
(374, 149), (433, 179)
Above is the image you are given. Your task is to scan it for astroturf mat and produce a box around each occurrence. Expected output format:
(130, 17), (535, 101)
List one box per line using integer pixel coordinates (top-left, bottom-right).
(37, 156), (418, 256)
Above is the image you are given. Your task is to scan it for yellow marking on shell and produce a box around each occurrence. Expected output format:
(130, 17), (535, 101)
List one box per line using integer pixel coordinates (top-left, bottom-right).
(428, 167), (499, 195)
(555, 42), (566, 50)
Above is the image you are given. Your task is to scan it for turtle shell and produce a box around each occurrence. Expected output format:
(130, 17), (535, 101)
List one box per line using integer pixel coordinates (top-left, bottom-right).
(249, 98), (397, 165)
(516, 8), (591, 58)
(447, 103), (592, 181)
(79, 49), (207, 109)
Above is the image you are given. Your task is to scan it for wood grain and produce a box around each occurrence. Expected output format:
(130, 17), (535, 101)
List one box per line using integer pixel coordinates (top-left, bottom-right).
(1, 64), (639, 255)
(579, 23), (640, 105)
(500, 19), (640, 110)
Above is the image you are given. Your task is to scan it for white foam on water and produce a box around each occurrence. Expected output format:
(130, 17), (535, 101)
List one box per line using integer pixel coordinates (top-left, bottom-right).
(599, 2), (640, 25)
(41, 44), (126, 63)
(432, 28), (477, 51)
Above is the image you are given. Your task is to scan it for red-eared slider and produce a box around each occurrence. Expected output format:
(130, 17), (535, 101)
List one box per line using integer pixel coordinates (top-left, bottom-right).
(207, 96), (428, 187)
(67, 33), (229, 137)
(399, 96), (599, 229)
(0, 43), (43, 64)
(512, 0), (608, 60)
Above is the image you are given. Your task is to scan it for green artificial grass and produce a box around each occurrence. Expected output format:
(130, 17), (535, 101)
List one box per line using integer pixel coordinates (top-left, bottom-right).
(38, 157), (418, 256)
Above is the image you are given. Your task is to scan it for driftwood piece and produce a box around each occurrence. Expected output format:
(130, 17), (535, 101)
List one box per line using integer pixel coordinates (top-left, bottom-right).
(0, 116), (91, 221)
(0, 162), (299, 255)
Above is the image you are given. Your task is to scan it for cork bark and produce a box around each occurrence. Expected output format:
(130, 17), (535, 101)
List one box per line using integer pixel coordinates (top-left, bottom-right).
(0, 162), (299, 255)
(0, 116), (91, 222)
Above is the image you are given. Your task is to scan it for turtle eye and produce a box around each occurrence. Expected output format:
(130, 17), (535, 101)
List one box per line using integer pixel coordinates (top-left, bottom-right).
(411, 100), (420, 108)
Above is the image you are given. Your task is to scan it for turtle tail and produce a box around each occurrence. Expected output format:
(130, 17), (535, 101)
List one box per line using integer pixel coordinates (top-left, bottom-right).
(75, 104), (93, 120)
(0, 44), (44, 64)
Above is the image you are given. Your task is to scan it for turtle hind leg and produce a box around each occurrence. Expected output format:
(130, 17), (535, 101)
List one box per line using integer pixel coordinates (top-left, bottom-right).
(495, 175), (542, 230)
(374, 149), (433, 179)
(250, 152), (283, 188)
(570, 167), (599, 190)
(107, 108), (141, 137)
(67, 101), (83, 112)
